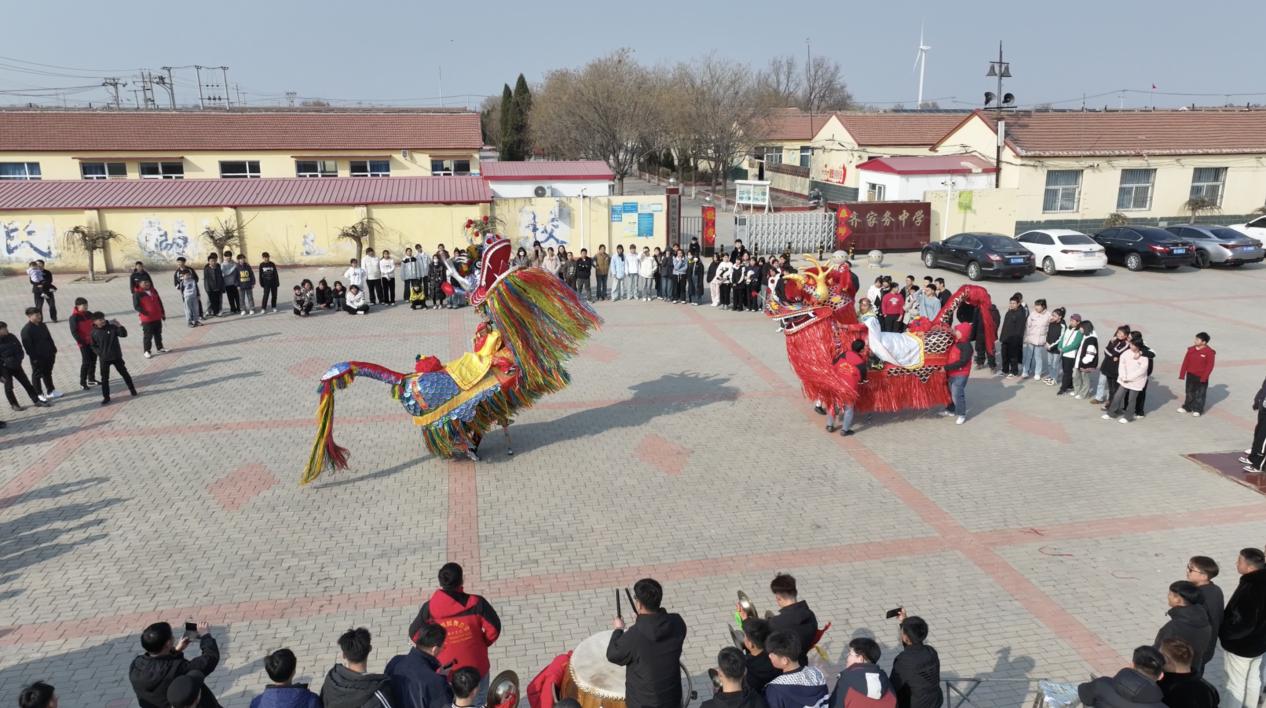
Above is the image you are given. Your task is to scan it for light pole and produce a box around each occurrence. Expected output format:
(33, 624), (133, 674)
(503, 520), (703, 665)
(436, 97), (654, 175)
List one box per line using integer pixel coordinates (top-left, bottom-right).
(984, 42), (1014, 188)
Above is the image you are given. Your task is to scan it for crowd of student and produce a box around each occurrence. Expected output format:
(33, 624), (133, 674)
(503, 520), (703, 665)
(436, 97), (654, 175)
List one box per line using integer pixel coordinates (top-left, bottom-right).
(15, 550), (1266, 708)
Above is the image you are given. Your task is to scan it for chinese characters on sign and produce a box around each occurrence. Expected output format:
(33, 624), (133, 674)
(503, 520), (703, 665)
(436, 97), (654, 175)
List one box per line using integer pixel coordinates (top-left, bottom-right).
(834, 202), (931, 251)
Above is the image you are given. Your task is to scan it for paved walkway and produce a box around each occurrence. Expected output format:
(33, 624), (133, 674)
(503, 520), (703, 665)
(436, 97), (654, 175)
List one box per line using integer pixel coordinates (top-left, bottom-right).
(1, 255), (1264, 706)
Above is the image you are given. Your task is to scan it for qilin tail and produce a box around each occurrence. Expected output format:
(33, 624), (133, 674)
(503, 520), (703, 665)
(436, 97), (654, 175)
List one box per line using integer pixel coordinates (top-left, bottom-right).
(301, 361), (408, 486)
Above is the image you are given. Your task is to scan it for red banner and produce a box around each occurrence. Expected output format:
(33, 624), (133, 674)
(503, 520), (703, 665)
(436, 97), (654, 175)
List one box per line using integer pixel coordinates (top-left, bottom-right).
(701, 205), (716, 249)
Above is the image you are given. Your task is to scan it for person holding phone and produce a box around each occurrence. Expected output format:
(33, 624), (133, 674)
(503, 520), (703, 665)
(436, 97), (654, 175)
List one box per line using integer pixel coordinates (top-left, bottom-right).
(129, 621), (219, 708)
(890, 610), (942, 708)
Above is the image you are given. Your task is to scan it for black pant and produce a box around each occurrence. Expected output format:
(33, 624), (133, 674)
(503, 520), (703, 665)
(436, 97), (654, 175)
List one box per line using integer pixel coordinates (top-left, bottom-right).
(1136, 381), (1149, 415)
(720, 283), (731, 306)
(225, 286), (240, 313)
(1182, 374), (1208, 414)
(596, 274), (608, 300)
(1058, 358), (1075, 393)
(366, 279), (382, 304)
(293, 301), (313, 316)
(343, 304), (369, 315)
(99, 360), (135, 400)
(1001, 338), (1023, 375)
(207, 290), (223, 316)
(576, 278), (591, 299)
(384, 277), (397, 303)
(79, 346), (98, 386)
(34, 289), (58, 321)
(1248, 407), (1266, 470)
(881, 314), (901, 332)
(3, 365), (41, 406)
(142, 321), (164, 353)
(29, 355), (54, 395)
(261, 285), (279, 310)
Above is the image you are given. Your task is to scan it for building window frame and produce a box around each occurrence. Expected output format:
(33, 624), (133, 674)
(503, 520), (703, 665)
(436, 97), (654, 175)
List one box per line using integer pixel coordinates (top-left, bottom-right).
(295, 159), (338, 178)
(80, 161), (127, 180)
(798, 146), (812, 169)
(865, 182), (886, 201)
(1042, 169), (1082, 213)
(0, 162), (42, 180)
(139, 161), (184, 180)
(756, 146), (782, 166)
(1116, 168), (1156, 211)
(219, 160), (261, 179)
(1189, 167), (1227, 206)
(429, 158), (471, 176)
(349, 159), (390, 177)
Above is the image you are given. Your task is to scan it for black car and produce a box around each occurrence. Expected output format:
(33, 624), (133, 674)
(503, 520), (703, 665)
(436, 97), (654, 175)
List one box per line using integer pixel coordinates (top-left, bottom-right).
(921, 232), (1035, 281)
(1093, 226), (1195, 271)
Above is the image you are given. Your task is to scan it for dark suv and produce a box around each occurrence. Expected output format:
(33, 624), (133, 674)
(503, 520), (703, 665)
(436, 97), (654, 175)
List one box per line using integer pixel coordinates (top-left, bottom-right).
(1093, 226), (1195, 271)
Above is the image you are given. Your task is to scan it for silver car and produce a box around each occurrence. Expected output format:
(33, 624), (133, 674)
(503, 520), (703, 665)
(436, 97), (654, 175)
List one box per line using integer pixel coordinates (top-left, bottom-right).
(1165, 224), (1265, 267)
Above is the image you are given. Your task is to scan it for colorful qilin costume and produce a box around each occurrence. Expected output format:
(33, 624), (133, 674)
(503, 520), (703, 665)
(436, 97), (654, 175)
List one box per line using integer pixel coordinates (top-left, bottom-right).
(766, 254), (996, 414)
(301, 235), (601, 484)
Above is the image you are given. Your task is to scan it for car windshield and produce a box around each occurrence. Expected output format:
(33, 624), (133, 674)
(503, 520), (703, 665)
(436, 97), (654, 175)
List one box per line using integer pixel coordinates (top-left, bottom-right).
(978, 236), (1018, 250)
(1056, 234), (1095, 245)
(1209, 227), (1247, 241)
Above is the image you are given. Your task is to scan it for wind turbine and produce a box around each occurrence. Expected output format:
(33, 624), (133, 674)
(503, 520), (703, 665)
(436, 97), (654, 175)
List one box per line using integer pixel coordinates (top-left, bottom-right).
(913, 25), (930, 109)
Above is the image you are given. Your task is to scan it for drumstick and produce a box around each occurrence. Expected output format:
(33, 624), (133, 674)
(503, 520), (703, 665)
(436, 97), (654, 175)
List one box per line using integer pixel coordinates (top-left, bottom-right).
(616, 589), (622, 620)
(624, 587), (636, 614)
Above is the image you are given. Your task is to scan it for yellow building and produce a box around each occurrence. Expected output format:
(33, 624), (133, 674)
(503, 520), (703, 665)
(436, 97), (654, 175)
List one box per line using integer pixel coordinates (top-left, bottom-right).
(0, 108), (482, 181)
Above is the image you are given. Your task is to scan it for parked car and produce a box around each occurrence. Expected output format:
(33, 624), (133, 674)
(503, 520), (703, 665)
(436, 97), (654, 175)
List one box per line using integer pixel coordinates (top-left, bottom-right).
(921, 232), (1035, 281)
(1092, 226), (1195, 271)
(1015, 229), (1107, 274)
(1226, 213), (1266, 243)
(1164, 224), (1265, 267)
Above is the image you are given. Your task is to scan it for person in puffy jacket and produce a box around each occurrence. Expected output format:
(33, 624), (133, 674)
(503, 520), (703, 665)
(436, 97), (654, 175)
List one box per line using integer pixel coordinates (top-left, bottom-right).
(943, 323), (974, 425)
(250, 648), (321, 708)
(608, 578), (688, 708)
(386, 623), (452, 708)
(1219, 548), (1266, 708)
(1072, 320), (1099, 399)
(132, 278), (167, 357)
(1043, 308), (1067, 387)
(1056, 313), (1083, 395)
(410, 563), (501, 685)
(1077, 646), (1166, 708)
(1152, 581), (1211, 675)
(828, 638), (896, 708)
(1094, 325), (1132, 405)
(1022, 299), (1050, 380)
(999, 296), (1027, 377)
(1104, 337), (1148, 423)
(129, 622), (220, 708)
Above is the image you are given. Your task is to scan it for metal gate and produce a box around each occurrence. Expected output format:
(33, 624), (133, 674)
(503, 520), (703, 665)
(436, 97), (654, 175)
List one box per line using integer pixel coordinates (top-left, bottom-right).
(679, 215), (701, 249)
(735, 210), (835, 256)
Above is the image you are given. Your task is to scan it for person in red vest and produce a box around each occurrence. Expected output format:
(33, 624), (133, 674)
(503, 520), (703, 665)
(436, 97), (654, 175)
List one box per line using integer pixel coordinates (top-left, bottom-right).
(880, 283), (905, 333)
(132, 279), (168, 359)
(68, 297), (100, 389)
(409, 562), (502, 702)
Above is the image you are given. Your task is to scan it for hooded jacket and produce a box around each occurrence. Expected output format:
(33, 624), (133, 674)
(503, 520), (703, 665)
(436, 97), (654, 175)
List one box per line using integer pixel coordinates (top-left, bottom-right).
(90, 322), (128, 363)
(1000, 307), (1027, 341)
(890, 644), (942, 708)
(0, 333), (24, 369)
(607, 609), (689, 708)
(385, 647), (451, 708)
(1077, 669), (1165, 708)
(128, 635), (221, 708)
(1219, 567), (1266, 657)
(259, 261), (280, 287)
(1100, 338), (1130, 379)
(1023, 311), (1049, 346)
(1195, 583), (1224, 665)
(1154, 604), (1212, 673)
(411, 587), (501, 678)
(1045, 321), (1065, 352)
(69, 309), (94, 348)
(768, 601), (819, 667)
(250, 684), (322, 708)
(203, 263), (226, 293)
(829, 663), (896, 708)
(945, 324), (974, 379)
(764, 666), (828, 708)
(320, 664), (396, 708)
(1179, 345), (1216, 382)
(1077, 332), (1099, 369)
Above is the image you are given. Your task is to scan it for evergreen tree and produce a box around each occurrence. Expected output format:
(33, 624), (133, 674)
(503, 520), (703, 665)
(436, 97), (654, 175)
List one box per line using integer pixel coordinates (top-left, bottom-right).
(507, 74), (533, 161)
(497, 84), (513, 155)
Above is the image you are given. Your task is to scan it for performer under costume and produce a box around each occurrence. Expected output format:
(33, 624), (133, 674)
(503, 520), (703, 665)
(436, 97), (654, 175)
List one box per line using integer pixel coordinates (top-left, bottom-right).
(301, 234), (602, 484)
(765, 251), (996, 416)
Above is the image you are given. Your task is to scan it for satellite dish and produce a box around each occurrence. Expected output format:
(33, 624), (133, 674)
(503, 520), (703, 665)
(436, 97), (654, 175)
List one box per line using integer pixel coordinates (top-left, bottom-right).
(533, 185), (548, 198)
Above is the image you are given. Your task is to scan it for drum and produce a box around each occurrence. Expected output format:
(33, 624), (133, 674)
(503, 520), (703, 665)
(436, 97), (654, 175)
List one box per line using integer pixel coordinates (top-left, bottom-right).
(561, 630), (627, 708)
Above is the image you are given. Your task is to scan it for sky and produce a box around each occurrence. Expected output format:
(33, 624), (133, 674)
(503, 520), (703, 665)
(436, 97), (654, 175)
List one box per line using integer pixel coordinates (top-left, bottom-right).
(3, 0), (1265, 111)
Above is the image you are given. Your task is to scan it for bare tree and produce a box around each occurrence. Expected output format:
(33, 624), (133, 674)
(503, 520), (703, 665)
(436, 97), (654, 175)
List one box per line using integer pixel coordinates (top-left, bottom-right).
(201, 218), (244, 254)
(674, 56), (774, 196)
(337, 217), (379, 260)
(63, 225), (120, 281)
(757, 55), (801, 106)
(530, 49), (663, 194)
(803, 56), (853, 113)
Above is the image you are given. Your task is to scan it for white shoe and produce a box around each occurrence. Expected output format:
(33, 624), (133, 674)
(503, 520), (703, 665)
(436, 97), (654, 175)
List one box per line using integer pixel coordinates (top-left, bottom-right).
(239, 311), (247, 317)
(271, 308), (277, 313)
(144, 351), (152, 358)
(941, 410), (955, 417)
(955, 416), (966, 425)
(1033, 374), (1042, 381)
(1177, 407), (1187, 413)
(49, 390), (63, 399)
(1101, 414), (1111, 420)
(37, 394), (49, 402)
(1073, 394), (1081, 399)
(1192, 412), (1201, 417)
(1118, 417), (1129, 424)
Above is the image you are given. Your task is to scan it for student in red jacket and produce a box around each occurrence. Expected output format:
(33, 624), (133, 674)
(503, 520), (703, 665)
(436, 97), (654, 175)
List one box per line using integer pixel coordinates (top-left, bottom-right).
(880, 284), (905, 333)
(410, 562), (501, 699)
(1178, 332), (1216, 417)
(132, 279), (168, 358)
(68, 297), (100, 389)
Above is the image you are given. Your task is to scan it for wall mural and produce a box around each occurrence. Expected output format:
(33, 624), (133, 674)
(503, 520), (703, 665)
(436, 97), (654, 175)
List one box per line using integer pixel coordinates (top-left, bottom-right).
(137, 218), (195, 261)
(301, 228), (326, 258)
(1, 219), (56, 263)
(518, 205), (569, 247)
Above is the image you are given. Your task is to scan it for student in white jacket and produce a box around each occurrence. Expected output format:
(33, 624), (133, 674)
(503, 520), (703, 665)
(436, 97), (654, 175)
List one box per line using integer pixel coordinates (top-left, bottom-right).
(624, 247), (641, 301)
(343, 259), (367, 291)
(362, 248), (382, 305)
(379, 249), (398, 305)
(343, 284), (369, 315)
(637, 247), (655, 300)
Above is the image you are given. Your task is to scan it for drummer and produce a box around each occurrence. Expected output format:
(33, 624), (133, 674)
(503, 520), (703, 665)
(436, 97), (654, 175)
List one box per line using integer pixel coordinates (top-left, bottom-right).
(738, 574), (818, 667)
(607, 578), (689, 708)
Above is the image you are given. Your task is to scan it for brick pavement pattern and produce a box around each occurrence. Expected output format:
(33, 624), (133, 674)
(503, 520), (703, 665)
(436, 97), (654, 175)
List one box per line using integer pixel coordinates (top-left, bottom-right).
(1, 255), (1265, 706)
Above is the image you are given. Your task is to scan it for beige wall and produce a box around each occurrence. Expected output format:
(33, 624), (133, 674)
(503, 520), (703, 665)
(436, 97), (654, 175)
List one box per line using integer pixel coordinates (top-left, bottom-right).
(493, 195), (667, 253)
(926, 188), (1020, 241)
(0, 149), (480, 180)
(809, 115), (948, 189)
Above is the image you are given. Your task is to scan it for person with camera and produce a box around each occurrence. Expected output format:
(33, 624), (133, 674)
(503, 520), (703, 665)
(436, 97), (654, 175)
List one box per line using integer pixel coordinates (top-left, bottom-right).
(128, 621), (219, 708)
(702, 646), (768, 708)
(90, 312), (137, 405)
(607, 578), (688, 708)
(889, 611), (942, 708)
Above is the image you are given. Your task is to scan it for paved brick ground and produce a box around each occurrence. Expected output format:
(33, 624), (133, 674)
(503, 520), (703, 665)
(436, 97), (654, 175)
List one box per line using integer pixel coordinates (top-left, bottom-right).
(1, 255), (1264, 706)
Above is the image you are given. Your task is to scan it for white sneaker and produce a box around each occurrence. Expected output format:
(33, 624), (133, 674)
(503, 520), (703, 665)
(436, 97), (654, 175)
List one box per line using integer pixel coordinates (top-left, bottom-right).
(37, 394), (48, 402)
(144, 351), (152, 358)
(239, 311), (247, 317)
(49, 390), (63, 398)
(271, 308), (277, 313)
(1033, 375), (1042, 381)
(1073, 394), (1081, 399)
(1118, 417), (1129, 424)
(1177, 407), (1187, 413)
(1192, 412), (1201, 417)
(955, 416), (966, 425)
(1101, 414), (1111, 420)
(941, 410), (955, 417)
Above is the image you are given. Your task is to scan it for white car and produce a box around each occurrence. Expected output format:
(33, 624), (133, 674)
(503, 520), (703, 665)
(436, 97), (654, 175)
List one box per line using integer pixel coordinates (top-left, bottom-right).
(1226, 213), (1266, 244)
(1015, 229), (1108, 274)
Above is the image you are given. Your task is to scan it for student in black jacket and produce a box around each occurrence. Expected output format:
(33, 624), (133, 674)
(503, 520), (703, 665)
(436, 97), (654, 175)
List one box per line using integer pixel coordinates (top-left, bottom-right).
(890, 613), (943, 708)
(386, 623), (449, 708)
(1245, 376), (1266, 473)
(258, 252), (281, 312)
(89, 312), (136, 404)
(1157, 639), (1218, 708)
(322, 627), (396, 708)
(20, 307), (59, 399)
(999, 296), (1027, 377)
(203, 254), (226, 317)
(1078, 646), (1166, 708)
(0, 320), (48, 411)
(703, 647), (768, 708)
(129, 621), (220, 708)
(1219, 548), (1266, 708)
(740, 618), (781, 694)
(1153, 581), (1211, 675)
(740, 574), (818, 667)
(607, 578), (688, 708)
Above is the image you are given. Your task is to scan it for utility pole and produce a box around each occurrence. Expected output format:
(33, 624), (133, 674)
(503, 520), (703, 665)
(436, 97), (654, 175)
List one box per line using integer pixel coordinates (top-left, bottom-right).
(984, 42), (1013, 189)
(194, 65), (206, 109)
(285, 90), (297, 107)
(235, 84), (245, 106)
(805, 37), (813, 137)
(102, 77), (126, 109)
(160, 66), (176, 108)
(219, 66), (231, 108)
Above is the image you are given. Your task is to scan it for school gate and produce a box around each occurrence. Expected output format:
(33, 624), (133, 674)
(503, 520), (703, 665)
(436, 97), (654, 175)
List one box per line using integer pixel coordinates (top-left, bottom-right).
(735, 202), (933, 256)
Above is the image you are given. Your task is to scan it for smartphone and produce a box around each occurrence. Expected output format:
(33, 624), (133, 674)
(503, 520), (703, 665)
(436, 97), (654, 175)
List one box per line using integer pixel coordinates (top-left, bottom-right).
(184, 622), (198, 638)
(885, 607), (903, 619)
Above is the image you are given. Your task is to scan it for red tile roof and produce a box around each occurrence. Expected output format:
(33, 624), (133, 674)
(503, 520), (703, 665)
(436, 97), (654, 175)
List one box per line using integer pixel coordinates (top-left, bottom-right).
(0, 176), (491, 211)
(0, 110), (483, 152)
(857, 155), (996, 175)
(481, 160), (613, 180)
(954, 109), (1266, 157)
(757, 108), (824, 141)
(834, 112), (971, 146)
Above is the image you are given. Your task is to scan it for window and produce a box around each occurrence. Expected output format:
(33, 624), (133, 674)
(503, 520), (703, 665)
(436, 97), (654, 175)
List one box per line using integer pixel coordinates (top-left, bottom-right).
(758, 146), (782, 166)
(798, 146), (812, 169)
(80, 162), (127, 180)
(139, 161), (184, 179)
(1018, 232), (1054, 246)
(430, 158), (471, 176)
(1116, 168), (1156, 210)
(219, 160), (260, 178)
(1189, 167), (1227, 205)
(0, 162), (41, 180)
(295, 160), (338, 178)
(350, 159), (390, 177)
(1056, 234), (1095, 246)
(865, 182), (886, 201)
(1042, 169), (1082, 212)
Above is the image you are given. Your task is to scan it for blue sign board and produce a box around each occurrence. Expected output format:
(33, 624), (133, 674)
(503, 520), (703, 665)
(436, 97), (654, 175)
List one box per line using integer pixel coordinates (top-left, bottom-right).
(610, 208), (622, 223)
(622, 202), (638, 214)
(637, 213), (654, 237)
